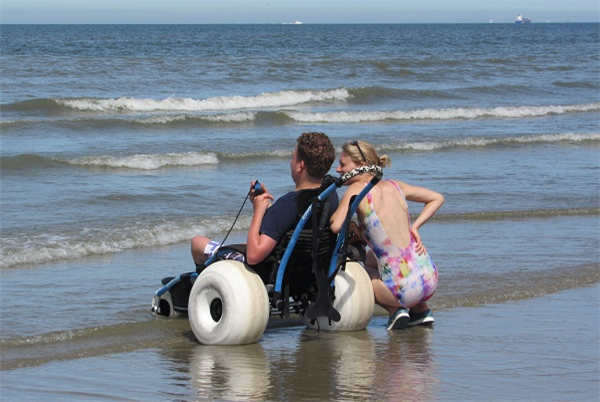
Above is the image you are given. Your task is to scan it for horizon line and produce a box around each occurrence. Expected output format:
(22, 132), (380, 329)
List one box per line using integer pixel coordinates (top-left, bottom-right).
(2, 21), (598, 25)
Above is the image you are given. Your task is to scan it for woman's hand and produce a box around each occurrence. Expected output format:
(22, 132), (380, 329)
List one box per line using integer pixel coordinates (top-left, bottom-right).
(410, 226), (427, 255)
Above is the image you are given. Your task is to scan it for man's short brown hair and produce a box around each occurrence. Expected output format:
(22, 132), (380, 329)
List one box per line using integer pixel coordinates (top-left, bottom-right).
(296, 132), (335, 179)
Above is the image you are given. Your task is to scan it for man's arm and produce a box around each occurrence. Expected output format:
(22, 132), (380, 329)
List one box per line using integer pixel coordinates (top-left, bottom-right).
(245, 185), (277, 265)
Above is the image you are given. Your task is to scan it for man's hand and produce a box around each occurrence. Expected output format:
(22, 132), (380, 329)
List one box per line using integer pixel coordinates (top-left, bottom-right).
(250, 180), (273, 212)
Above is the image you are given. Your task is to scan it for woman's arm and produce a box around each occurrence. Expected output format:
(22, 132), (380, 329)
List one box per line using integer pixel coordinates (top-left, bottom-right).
(329, 182), (363, 234)
(398, 180), (444, 229)
(397, 180), (444, 254)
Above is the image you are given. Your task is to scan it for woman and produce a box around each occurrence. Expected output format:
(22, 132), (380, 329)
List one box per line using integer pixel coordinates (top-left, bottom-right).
(330, 140), (444, 330)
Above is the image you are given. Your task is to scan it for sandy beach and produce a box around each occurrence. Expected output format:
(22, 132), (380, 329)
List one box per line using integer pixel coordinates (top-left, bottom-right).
(1, 238), (598, 401)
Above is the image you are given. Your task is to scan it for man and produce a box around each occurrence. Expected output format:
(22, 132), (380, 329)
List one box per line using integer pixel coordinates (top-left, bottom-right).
(191, 132), (337, 267)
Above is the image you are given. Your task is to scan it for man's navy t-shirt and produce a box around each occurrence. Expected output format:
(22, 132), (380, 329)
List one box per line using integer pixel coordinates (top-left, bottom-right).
(259, 189), (339, 243)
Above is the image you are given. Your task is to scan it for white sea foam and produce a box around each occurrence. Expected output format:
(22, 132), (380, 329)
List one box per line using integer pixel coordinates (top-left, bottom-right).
(56, 88), (351, 112)
(63, 152), (219, 170)
(133, 115), (189, 124)
(134, 112), (256, 124)
(58, 133), (599, 171)
(286, 103), (600, 123)
(392, 132), (600, 151)
(0, 216), (252, 268)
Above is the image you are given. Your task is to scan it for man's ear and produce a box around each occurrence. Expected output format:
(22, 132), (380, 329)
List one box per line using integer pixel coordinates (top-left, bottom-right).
(298, 159), (306, 173)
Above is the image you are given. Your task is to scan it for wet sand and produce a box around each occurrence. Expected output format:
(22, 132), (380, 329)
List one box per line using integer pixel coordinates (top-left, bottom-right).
(1, 281), (598, 401)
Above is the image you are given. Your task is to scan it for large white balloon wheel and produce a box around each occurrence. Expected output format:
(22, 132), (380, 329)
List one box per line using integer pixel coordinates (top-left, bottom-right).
(302, 261), (374, 331)
(188, 260), (269, 345)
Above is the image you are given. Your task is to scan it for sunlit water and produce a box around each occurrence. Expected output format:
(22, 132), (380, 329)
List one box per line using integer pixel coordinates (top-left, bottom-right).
(1, 23), (599, 401)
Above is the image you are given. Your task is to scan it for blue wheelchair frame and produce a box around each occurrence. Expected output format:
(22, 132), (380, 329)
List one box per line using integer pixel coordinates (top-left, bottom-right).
(152, 165), (383, 320)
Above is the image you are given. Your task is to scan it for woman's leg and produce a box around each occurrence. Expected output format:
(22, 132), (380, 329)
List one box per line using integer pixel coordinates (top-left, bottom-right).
(410, 301), (430, 314)
(372, 279), (402, 314)
(363, 251), (402, 315)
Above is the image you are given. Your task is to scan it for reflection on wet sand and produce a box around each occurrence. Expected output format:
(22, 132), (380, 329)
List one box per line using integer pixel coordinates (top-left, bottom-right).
(270, 330), (378, 400)
(182, 322), (437, 401)
(373, 325), (437, 401)
(189, 342), (272, 401)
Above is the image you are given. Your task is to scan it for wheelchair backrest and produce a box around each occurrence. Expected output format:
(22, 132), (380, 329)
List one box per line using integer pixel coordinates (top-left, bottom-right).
(270, 184), (337, 278)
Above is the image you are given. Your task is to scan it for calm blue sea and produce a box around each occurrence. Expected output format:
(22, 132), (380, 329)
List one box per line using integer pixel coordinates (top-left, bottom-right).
(1, 24), (599, 401)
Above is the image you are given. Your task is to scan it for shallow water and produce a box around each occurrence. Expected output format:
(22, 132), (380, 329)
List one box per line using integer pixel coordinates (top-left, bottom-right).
(1, 284), (598, 401)
(1, 23), (599, 400)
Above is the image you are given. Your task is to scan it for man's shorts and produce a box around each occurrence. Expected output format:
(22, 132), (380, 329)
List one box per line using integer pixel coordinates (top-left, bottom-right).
(204, 241), (245, 262)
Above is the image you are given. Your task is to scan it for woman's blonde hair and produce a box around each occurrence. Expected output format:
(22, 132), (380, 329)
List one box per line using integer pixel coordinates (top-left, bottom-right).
(342, 140), (391, 168)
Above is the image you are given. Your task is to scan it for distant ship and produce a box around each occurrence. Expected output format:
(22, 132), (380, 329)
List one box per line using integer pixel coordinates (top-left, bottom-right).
(515, 14), (532, 24)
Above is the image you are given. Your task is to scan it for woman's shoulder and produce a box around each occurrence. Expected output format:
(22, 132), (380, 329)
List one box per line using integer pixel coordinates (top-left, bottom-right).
(347, 180), (367, 192)
(340, 181), (367, 201)
(382, 179), (408, 198)
(386, 178), (406, 186)
(381, 179), (405, 190)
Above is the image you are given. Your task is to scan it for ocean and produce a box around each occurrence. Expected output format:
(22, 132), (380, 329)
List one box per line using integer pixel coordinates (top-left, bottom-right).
(1, 23), (599, 401)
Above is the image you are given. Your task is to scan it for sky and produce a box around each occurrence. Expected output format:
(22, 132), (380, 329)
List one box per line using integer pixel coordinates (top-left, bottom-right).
(1, 0), (598, 24)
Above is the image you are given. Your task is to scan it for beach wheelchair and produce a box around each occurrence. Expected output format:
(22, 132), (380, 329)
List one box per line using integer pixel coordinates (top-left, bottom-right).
(151, 166), (383, 345)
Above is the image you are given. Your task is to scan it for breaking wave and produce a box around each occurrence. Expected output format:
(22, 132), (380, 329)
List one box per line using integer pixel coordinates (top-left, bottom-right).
(2, 132), (597, 172)
(1, 207), (597, 269)
(383, 132), (600, 152)
(63, 152), (220, 170)
(286, 103), (600, 123)
(3, 102), (597, 128)
(54, 88), (351, 112)
(0, 215), (253, 269)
